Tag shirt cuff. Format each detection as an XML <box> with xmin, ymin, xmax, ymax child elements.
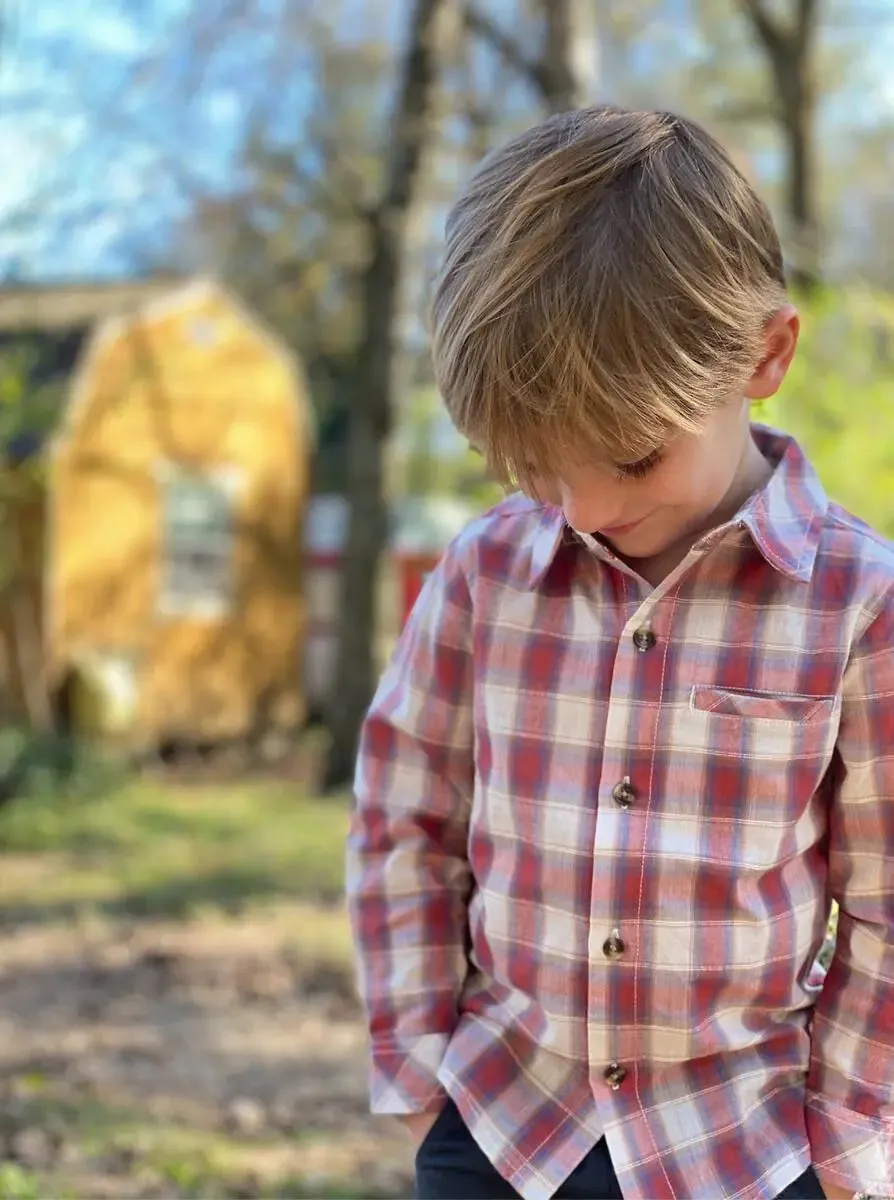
<box><xmin>806</xmin><ymin>1091</ymin><xmax>894</xmax><ymax>1195</ymax></box>
<box><xmin>370</xmin><ymin>1033</ymin><xmax>451</xmax><ymax>1114</ymax></box>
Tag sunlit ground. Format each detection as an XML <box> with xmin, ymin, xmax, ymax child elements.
<box><xmin>0</xmin><ymin>762</ymin><xmax>411</xmax><ymax>1199</ymax></box>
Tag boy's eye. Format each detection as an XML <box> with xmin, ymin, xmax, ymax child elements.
<box><xmin>614</xmin><ymin>448</ymin><xmax>664</xmax><ymax>481</ymax></box>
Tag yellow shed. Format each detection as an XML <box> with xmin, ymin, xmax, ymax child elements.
<box><xmin>46</xmin><ymin>278</ymin><xmax>314</xmax><ymax>752</ymax></box>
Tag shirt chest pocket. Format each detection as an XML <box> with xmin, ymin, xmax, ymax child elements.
<box><xmin>681</xmin><ymin>684</ymin><xmax>841</xmax><ymax>814</ymax></box>
<box><xmin>653</xmin><ymin>684</ymin><xmax>842</xmax><ymax>871</ymax></box>
<box><xmin>690</xmin><ymin>684</ymin><xmax>838</xmax><ymax>726</ymax></box>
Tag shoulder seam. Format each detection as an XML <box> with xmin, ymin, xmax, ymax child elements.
<box><xmin>824</xmin><ymin>507</ymin><xmax>894</xmax><ymax>557</ymax></box>
<box><xmin>823</xmin><ymin>509</ymin><xmax>894</xmax><ymax>637</ymax></box>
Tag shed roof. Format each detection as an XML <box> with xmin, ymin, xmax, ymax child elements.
<box><xmin>0</xmin><ymin>276</ymin><xmax>187</xmax><ymax>333</ymax></box>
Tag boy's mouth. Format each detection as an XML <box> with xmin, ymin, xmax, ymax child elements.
<box><xmin>598</xmin><ymin>512</ymin><xmax>652</xmax><ymax>537</ymax></box>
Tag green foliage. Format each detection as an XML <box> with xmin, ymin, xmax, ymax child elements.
<box><xmin>0</xmin><ymin>344</ymin><xmax>59</xmax><ymax>447</ymax></box>
<box><xmin>0</xmin><ymin>344</ymin><xmax>60</xmax><ymax>524</ymax></box>
<box><xmin>771</xmin><ymin>287</ymin><xmax>894</xmax><ymax>535</ymax></box>
<box><xmin>0</xmin><ymin>1165</ymin><xmax>43</xmax><ymax>1200</ymax></box>
<box><xmin>0</xmin><ymin>344</ymin><xmax>59</xmax><ymax>603</ymax></box>
<box><xmin>390</xmin><ymin>386</ymin><xmax>502</xmax><ymax>510</ymax></box>
<box><xmin>0</xmin><ymin>772</ymin><xmax>351</xmax><ymax>922</ymax></box>
<box><xmin>0</xmin><ymin>727</ymin><xmax>123</xmax><ymax>815</ymax></box>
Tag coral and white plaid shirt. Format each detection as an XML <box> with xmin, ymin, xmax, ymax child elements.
<box><xmin>347</xmin><ymin>425</ymin><xmax>894</xmax><ymax>1200</ymax></box>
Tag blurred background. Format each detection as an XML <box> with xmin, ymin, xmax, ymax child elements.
<box><xmin>0</xmin><ymin>0</ymin><xmax>890</xmax><ymax>1196</ymax></box>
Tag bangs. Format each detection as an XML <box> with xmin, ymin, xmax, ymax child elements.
<box><xmin>435</xmin><ymin>203</ymin><xmax>763</xmax><ymax>498</ymax></box>
<box><xmin>477</xmin><ymin>405</ymin><xmax>675</xmax><ymax>496</ymax></box>
<box><xmin>448</xmin><ymin>302</ymin><xmax>718</xmax><ymax>496</ymax></box>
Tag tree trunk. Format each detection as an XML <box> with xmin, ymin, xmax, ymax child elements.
<box><xmin>739</xmin><ymin>0</ymin><xmax>820</xmax><ymax>290</ymax></box>
<box><xmin>323</xmin><ymin>0</ymin><xmax>452</xmax><ymax>790</ymax></box>
<box><xmin>779</xmin><ymin>49</ymin><xmax>817</xmax><ymax>290</ymax></box>
<box><xmin>465</xmin><ymin>0</ymin><xmax>599</xmax><ymax>113</ymax></box>
<box><xmin>541</xmin><ymin>0</ymin><xmax>600</xmax><ymax>111</ymax></box>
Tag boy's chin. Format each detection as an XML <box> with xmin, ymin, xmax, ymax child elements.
<box><xmin>599</xmin><ymin>522</ymin><xmax>660</xmax><ymax>554</ymax></box>
<box><xmin>600</xmin><ymin>522</ymin><xmax>681</xmax><ymax>561</ymax></box>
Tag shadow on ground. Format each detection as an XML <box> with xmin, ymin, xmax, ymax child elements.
<box><xmin>0</xmin><ymin>865</ymin><xmax>344</xmax><ymax>929</ymax></box>
<box><xmin>0</xmin><ymin>912</ymin><xmax>411</xmax><ymax>1199</ymax></box>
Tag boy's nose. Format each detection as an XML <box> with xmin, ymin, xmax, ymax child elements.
<box><xmin>560</xmin><ymin>484</ymin><xmax>621</xmax><ymax>535</ymax></box>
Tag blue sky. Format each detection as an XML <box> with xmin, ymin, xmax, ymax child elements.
<box><xmin>0</xmin><ymin>0</ymin><xmax>243</xmax><ymax>276</ymax></box>
<box><xmin>2</xmin><ymin>0</ymin><xmax>893</xmax><ymax>281</ymax></box>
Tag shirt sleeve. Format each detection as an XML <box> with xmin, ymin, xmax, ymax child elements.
<box><xmin>805</xmin><ymin>595</ymin><xmax>894</xmax><ymax>1196</ymax></box>
<box><xmin>346</xmin><ymin>545</ymin><xmax>474</xmax><ymax>1115</ymax></box>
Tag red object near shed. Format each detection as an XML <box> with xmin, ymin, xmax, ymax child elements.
<box><xmin>302</xmin><ymin>494</ymin><xmax>477</xmax><ymax>713</ymax></box>
<box><xmin>390</xmin><ymin>496</ymin><xmax>477</xmax><ymax>626</ymax></box>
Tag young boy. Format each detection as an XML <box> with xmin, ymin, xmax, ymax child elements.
<box><xmin>346</xmin><ymin>106</ymin><xmax>894</xmax><ymax>1200</ymax></box>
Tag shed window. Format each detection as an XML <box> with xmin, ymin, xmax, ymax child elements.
<box><xmin>158</xmin><ymin>466</ymin><xmax>237</xmax><ymax>617</ymax></box>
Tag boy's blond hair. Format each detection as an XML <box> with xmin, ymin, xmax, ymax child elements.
<box><xmin>430</xmin><ymin>105</ymin><xmax>787</xmax><ymax>489</ymax></box>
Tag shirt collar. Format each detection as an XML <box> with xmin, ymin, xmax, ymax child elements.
<box><xmin>736</xmin><ymin>424</ymin><xmax>827</xmax><ymax>583</ymax></box>
<box><xmin>527</xmin><ymin>423</ymin><xmax>828</xmax><ymax>589</ymax></box>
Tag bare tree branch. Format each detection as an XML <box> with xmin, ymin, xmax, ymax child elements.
<box><xmin>797</xmin><ymin>0</ymin><xmax>820</xmax><ymax>33</ymax></box>
<box><xmin>739</xmin><ymin>0</ymin><xmax>785</xmax><ymax>56</ymax></box>
<box><xmin>316</xmin><ymin>129</ymin><xmax>376</xmax><ymax>217</ymax></box>
<box><xmin>738</xmin><ymin>0</ymin><xmax>821</xmax><ymax>289</ymax></box>
<box><xmin>714</xmin><ymin>96</ymin><xmax>783</xmax><ymax>124</ymax></box>
<box><xmin>465</xmin><ymin>0</ymin><xmax>597</xmax><ymax>113</ymax></box>
<box><xmin>462</xmin><ymin>4</ymin><xmax>551</xmax><ymax>95</ymax></box>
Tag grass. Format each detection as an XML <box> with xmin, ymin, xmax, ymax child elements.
<box><xmin>3</xmin><ymin>1081</ymin><xmax>401</xmax><ymax>1199</ymax></box>
<box><xmin>0</xmin><ymin>770</ymin><xmax>351</xmax><ymax>925</ymax></box>
<box><xmin>0</xmin><ymin>1165</ymin><xmax>50</xmax><ymax>1200</ymax></box>
<box><xmin>0</xmin><ymin>768</ymin><xmax>396</xmax><ymax>1199</ymax></box>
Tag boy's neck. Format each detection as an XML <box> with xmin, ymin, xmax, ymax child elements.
<box><xmin>621</xmin><ymin>435</ymin><xmax>774</xmax><ymax>588</ymax></box>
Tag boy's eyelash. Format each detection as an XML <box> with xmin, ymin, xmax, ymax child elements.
<box><xmin>614</xmin><ymin>449</ymin><xmax>664</xmax><ymax>480</ymax></box>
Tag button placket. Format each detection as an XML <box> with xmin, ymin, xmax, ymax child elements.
<box><xmin>597</xmin><ymin>607</ymin><xmax>655</xmax><ymax>1097</ymax></box>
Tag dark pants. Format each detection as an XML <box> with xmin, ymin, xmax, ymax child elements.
<box><xmin>415</xmin><ymin>1100</ymin><xmax>826</xmax><ymax>1199</ymax></box>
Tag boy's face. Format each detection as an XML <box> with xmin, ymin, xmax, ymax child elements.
<box><xmin>532</xmin><ymin>397</ymin><xmax>758</xmax><ymax>557</ymax></box>
<box><xmin>523</xmin><ymin>307</ymin><xmax>799</xmax><ymax>561</ymax></box>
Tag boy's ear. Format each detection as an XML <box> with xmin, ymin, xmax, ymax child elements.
<box><xmin>744</xmin><ymin>305</ymin><xmax>799</xmax><ymax>401</ymax></box>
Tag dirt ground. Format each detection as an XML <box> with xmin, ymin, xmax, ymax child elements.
<box><xmin>0</xmin><ymin>906</ymin><xmax>414</xmax><ymax>1198</ymax></box>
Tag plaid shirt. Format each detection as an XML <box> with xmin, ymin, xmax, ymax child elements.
<box><xmin>347</xmin><ymin>425</ymin><xmax>894</xmax><ymax>1200</ymax></box>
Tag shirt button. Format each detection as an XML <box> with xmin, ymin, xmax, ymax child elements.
<box><xmin>603</xmin><ymin>932</ymin><xmax>626</xmax><ymax>959</ymax></box>
<box><xmin>632</xmin><ymin>627</ymin><xmax>656</xmax><ymax>652</ymax></box>
<box><xmin>604</xmin><ymin>1062</ymin><xmax>628</xmax><ymax>1089</ymax></box>
<box><xmin>611</xmin><ymin>778</ymin><xmax>636</xmax><ymax>808</ymax></box>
